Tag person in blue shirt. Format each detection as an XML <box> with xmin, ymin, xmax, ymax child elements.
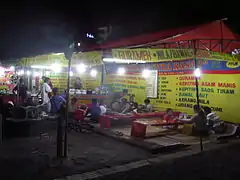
<box><xmin>60</xmin><ymin>89</ymin><xmax>67</xmax><ymax>100</ymax></box>
<box><xmin>90</xmin><ymin>99</ymin><xmax>101</xmax><ymax>122</ymax></box>
<box><xmin>50</xmin><ymin>88</ymin><xmax>66</xmax><ymax>114</ymax></box>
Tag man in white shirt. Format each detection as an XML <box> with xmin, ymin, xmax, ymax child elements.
<box><xmin>144</xmin><ymin>99</ymin><xmax>153</xmax><ymax>112</ymax></box>
<box><xmin>42</xmin><ymin>77</ymin><xmax>52</xmax><ymax>113</ymax></box>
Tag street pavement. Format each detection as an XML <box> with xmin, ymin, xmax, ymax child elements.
<box><xmin>0</xmin><ymin>130</ymin><xmax>150</xmax><ymax>180</ymax></box>
<box><xmin>1</xmin><ymin>123</ymin><xmax>240</xmax><ymax>180</ymax></box>
<box><xmin>96</xmin><ymin>141</ymin><xmax>240</xmax><ymax>180</ymax></box>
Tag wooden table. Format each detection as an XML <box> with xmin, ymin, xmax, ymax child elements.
<box><xmin>99</xmin><ymin>114</ymin><xmax>133</xmax><ymax>129</ymax></box>
<box><xmin>99</xmin><ymin>112</ymin><xmax>167</xmax><ymax>129</ymax></box>
<box><xmin>131</xmin><ymin>118</ymin><xmax>184</xmax><ymax>138</ymax></box>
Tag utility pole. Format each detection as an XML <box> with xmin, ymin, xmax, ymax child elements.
<box><xmin>63</xmin><ymin>42</ymin><xmax>75</xmax><ymax>157</ymax></box>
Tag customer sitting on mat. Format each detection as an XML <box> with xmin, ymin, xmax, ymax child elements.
<box><xmin>120</xmin><ymin>98</ymin><xmax>131</xmax><ymax>114</ymax></box>
<box><xmin>111</xmin><ymin>100</ymin><xmax>122</xmax><ymax>113</ymax></box>
<box><xmin>163</xmin><ymin>108</ymin><xmax>178</xmax><ymax>123</ymax></box>
<box><xmin>143</xmin><ymin>98</ymin><xmax>153</xmax><ymax>112</ymax></box>
<box><xmin>132</xmin><ymin>102</ymin><xmax>139</xmax><ymax>114</ymax></box>
<box><xmin>99</xmin><ymin>100</ymin><xmax>107</xmax><ymax>115</ymax></box>
<box><xmin>190</xmin><ymin>105</ymin><xmax>208</xmax><ymax>136</ymax></box>
<box><xmin>90</xmin><ymin>99</ymin><xmax>101</xmax><ymax>122</ymax></box>
<box><xmin>69</xmin><ymin>96</ymin><xmax>78</xmax><ymax>116</ymax></box>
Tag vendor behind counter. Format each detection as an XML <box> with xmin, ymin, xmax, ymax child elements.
<box><xmin>111</xmin><ymin>89</ymin><xmax>129</xmax><ymax>103</ymax></box>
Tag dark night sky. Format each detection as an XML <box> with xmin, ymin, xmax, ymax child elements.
<box><xmin>0</xmin><ymin>1</ymin><xmax>238</xmax><ymax>60</ymax></box>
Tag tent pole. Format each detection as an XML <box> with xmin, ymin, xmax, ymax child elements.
<box><xmin>193</xmin><ymin>40</ymin><xmax>203</xmax><ymax>152</ymax></box>
<box><xmin>101</xmin><ymin>63</ymin><xmax>105</xmax><ymax>86</ymax></box>
<box><xmin>64</xmin><ymin>57</ymin><xmax>72</xmax><ymax>157</ymax></box>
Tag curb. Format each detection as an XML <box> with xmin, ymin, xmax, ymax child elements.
<box><xmin>54</xmin><ymin>139</ymin><xmax>240</xmax><ymax>180</ymax></box>
<box><xmin>91</xmin><ymin>126</ymin><xmax>188</xmax><ymax>154</ymax></box>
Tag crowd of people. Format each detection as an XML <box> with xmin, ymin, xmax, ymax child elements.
<box><xmin>12</xmin><ymin>76</ymin><xmax>66</xmax><ymax>115</ymax></box>
<box><xmin>11</xmin><ymin>78</ymin><xmax>224</xmax><ymax>136</ymax></box>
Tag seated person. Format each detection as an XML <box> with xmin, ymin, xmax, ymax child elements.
<box><xmin>99</xmin><ymin>100</ymin><xmax>107</xmax><ymax>115</ymax></box>
<box><xmin>163</xmin><ymin>108</ymin><xmax>178</xmax><ymax>123</ymax></box>
<box><xmin>69</xmin><ymin>96</ymin><xmax>78</xmax><ymax>114</ymax></box>
<box><xmin>190</xmin><ymin>105</ymin><xmax>208</xmax><ymax>136</ymax></box>
<box><xmin>143</xmin><ymin>98</ymin><xmax>153</xmax><ymax>112</ymax></box>
<box><xmin>89</xmin><ymin>99</ymin><xmax>101</xmax><ymax>122</ymax></box>
<box><xmin>50</xmin><ymin>88</ymin><xmax>66</xmax><ymax>114</ymax></box>
<box><xmin>132</xmin><ymin>102</ymin><xmax>139</xmax><ymax>114</ymax></box>
<box><xmin>111</xmin><ymin>100</ymin><xmax>122</xmax><ymax>113</ymax></box>
<box><xmin>120</xmin><ymin>98</ymin><xmax>131</xmax><ymax>114</ymax></box>
<box><xmin>129</xmin><ymin>94</ymin><xmax>135</xmax><ymax>104</ymax></box>
<box><xmin>203</xmin><ymin>106</ymin><xmax>224</xmax><ymax>133</ymax></box>
<box><xmin>109</xmin><ymin>89</ymin><xmax>129</xmax><ymax>106</ymax></box>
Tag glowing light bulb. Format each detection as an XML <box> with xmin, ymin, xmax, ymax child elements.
<box><xmin>77</xmin><ymin>64</ymin><xmax>86</xmax><ymax>74</ymax></box>
<box><xmin>117</xmin><ymin>67</ymin><xmax>125</xmax><ymax>75</ymax></box>
<box><xmin>90</xmin><ymin>69</ymin><xmax>97</xmax><ymax>77</ymax></box>
<box><xmin>51</xmin><ymin>63</ymin><xmax>62</xmax><ymax>73</ymax></box>
<box><xmin>26</xmin><ymin>70</ymin><xmax>31</xmax><ymax>76</ymax></box>
<box><xmin>194</xmin><ymin>68</ymin><xmax>201</xmax><ymax>78</ymax></box>
<box><xmin>142</xmin><ymin>69</ymin><xmax>150</xmax><ymax>78</ymax></box>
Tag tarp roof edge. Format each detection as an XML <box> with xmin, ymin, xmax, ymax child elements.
<box><xmin>86</xmin><ymin>20</ymin><xmax>240</xmax><ymax>51</ymax></box>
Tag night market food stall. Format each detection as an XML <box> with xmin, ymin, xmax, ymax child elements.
<box><xmin>0</xmin><ymin>66</ymin><xmax>16</xmax><ymax>94</ymax></box>
<box><xmin>99</xmin><ymin>48</ymin><xmax>240</xmax><ymax>138</ymax></box>
<box><xmin>103</xmin><ymin>48</ymin><xmax>240</xmax><ymax>122</ymax></box>
<box><xmin>12</xmin><ymin>47</ymin><xmax>240</xmax><ymax>139</ymax></box>
<box><xmin>16</xmin><ymin>51</ymin><xmax>107</xmax><ymax>106</ymax></box>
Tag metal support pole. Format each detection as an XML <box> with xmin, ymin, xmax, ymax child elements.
<box><xmin>0</xmin><ymin>114</ymin><xmax>2</xmax><ymax>146</ymax></box>
<box><xmin>64</xmin><ymin>57</ymin><xmax>72</xmax><ymax>157</ymax></box>
<box><xmin>101</xmin><ymin>63</ymin><xmax>105</xmax><ymax>86</ymax></box>
<box><xmin>57</xmin><ymin>115</ymin><xmax>63</xmax><ymax>157</ymax></box>
<box><xmin>193</xmin><ymin>40</ymin><xmax>203</xmax><ymax>152</ymax></box>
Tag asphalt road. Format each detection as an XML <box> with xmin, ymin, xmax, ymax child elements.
<box><xmin>0</xmin><ymin>130</ymin><xmax>150</xmax><ymax>180</ymax></box>
<box><xmin>98</xmin><ymin>141</ymin><xmax>240</xmax><ymax>180</ymax></box>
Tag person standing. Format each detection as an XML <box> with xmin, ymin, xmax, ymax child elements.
<box><xmin>12</xmin><ymin>78</ymin><xmax>27</xmax><ymax>105</ymax></box>
<box><xmin>74</xmin><ymin>77</ymin><xmax>82</xmax><ymax>89</ymax></box>
<box><xmin>50</xmin><ymin>88</ymin><xmax>66</xmax><ymax>114</ymax></box>
<box><xmin>42</xmin><ymin>77</ymin><xmax>52</xmax><ymax>113</ymax></box>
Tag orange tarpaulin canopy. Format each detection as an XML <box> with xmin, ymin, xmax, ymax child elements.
<box><xmin>87</xmin><ymin>20</ymin><xmax>240</xmax><ymax>53</ymax></box>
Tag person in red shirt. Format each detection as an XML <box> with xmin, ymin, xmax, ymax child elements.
<box><xmin>163</xmin><ymin>108</ymin><xmax>177</xmax><ymax>123</ymax></box>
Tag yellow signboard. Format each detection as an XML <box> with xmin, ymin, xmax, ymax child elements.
<box><xmin>49</xmin><ymin>72</ymin><xmax>102</xmax><ymax>93</ymax></box>
<box><xmin>71</xmin><ymin>51</ymin><xmax>103</xmax><ymax>65</ymax></box>
<box><xmin>105</xmin><ymin>59</ymin><xmax>240</xmax><ymax>123</ymax></box>
<box><xmin>196</xmin><ymin>50</ymin><xmax>239</xmax><ymax>61</ymax></box>
<box><xmin>112</xmin><ymin>48</ymin><xmax>194</xmax><ymax>62</ymax></box>
<box><xmin>112</xmin><ymin>48</ymin><xmax>240</xmax><ymax>62</ymax></box>
<box><xmin>17</xmin><ymin>48</ymin><xmax>240</xmax><ymax>67</ymax></box>
<box><xmin>17</xmin><ymin>51</ymin><xmax>103</xmax><ymax>67</ymax></box>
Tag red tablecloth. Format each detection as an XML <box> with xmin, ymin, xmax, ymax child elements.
<box><xmin>131</xmin><ymin>118</ymin><xmax>183</xmax><ymax>138</ymax></box>
<box><xmin>99</xmin><ymin>114</ymin><xmax>133</xmax><ymax>128</ymax></box>
<box><xmin>99</xmin><ymin>112</ymin><xmax>169</xmax><ymax>129</ymax></box>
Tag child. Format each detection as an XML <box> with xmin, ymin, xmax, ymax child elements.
<box><xmin>163</xmin><ymin>108</ymin><xmax>177</xmax><ymax>123</ymax></box>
